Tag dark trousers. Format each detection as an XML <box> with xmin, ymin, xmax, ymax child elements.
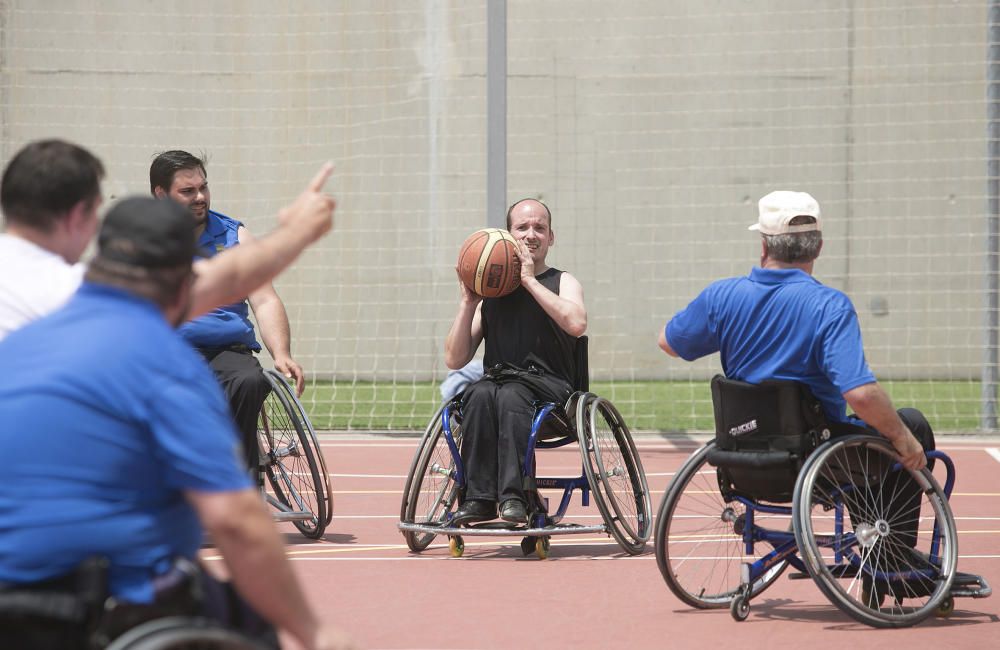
<box><xmin>836</xmin><ymin>407</ymin><xmax>936</xmax><ymax>549</ymax></box>
<box><xmin>459</xmin><ymin>368</ymin><xmax>571</xmax><ymax>504</ymax></box>
<box><xmin>200</xmin><ymin>348</ymin><xmax>272</xmax><ymax>475</ymax></box>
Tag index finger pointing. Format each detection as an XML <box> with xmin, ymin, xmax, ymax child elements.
<box><xmin>307</xmin><ymin>162</ymin><xmax>335</xmax><ymax>192</ymax></box>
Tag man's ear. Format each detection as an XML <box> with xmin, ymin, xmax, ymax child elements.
<box><xmin>65</xmin><ymin>199</ymin><xmax>94</xmax><ymax>233</ymax></box>
<box><xmin>153</xmin><ymin>187</ymin><xmax>167</xmax><ymax>199</ymax></box>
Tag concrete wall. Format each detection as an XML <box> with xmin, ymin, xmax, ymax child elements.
<box><xmin>0</xmin><ymin>0</ymin><xmax>989</xmax><ymax>383</ymax></box>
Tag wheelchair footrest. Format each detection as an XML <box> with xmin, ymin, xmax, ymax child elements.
<box><xmin>951</xmin><ymin>572</ymin><xmax>992</xmax><ymax>599</ymax></box>
<box><xmin>788</xmin><ymin>563</ymin><xmax>863</xmax><ymax>581</ymax></box>
<box><xmin>397</xmin><ymin>520</ymin><xmax>606</xmax><ymax>537</ymax></box>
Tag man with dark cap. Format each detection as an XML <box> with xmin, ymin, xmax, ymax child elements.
<box><xmin>0</xmin><ymin>198</ymin><xmax>354</xmax><ymax>650</ymax></box>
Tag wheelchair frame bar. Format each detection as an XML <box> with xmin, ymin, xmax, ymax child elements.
<box><xmin>397</xmin><ymin>521</ymin><xmax>607</xmax><ymax>537</ymax></box>
<box><xmin>435</xmin><ymin>399</ymin><xmax>596</xmax><ymax>529</ymax></box>
<box><xmin>263</xmin><ymin>493</ymin><xmax>315</xmax><ymax>522</ymax></box>
<box><xmin>523</xmin><ymin>403</ymin><xmax>558</xmax><ymax>476</ymax></box>
<box><xmin>441</xmin><ymin>402</ymin><xmax>465</xmax><ymax>489</ymax></box>
<box><xmin>733</xmin><ymin>448</ymin><xmax>957</xmax><ymax>589</ymax></box>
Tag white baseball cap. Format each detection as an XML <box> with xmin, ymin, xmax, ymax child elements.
<box><xmin>749</xmin><ymin>191</ymin><xmax>822</xmax><ymax>235</ymax></box>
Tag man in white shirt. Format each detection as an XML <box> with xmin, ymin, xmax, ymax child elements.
<box><xmin>0</xmin><ymin>139</ymin><xmax>336</xmax><ymax>341</ymax></box>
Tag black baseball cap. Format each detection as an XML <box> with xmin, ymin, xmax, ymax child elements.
<box><xmin>96</xmin><ymin>196</ymin><xmax>198</xmax><ymax>268</ymax></box>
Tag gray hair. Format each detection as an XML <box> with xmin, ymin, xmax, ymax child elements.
<box><xmin>762</xmin><ymin>231</ymin><xmax>822</xmax><ymax>264</ymax></box>
<box><xmin>761</xmin><ymin>214</ymin><xmax>822</xmax><ymax>263</ymax></box>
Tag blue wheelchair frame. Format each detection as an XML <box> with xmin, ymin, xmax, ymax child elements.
<box><xmin>439</xmin><ymin>398</ymin><xmax>595</xmax><ymax>531</ymax></box>
<box><xmin>734</xmin><ymin>450</ymin><xmax>956</xmax><ymax>591</ymax></box>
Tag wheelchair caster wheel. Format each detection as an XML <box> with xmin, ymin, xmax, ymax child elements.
<box><xmin>935</xmin><ymin>595</ymin><xmax>955</xmax><ymax>618</ymax></box>
<box><xmin>730</xmin><ymin>595</ymin><xmax>750</xmax><ymax>622</ymax></box>
<box><xmin>535</xmin><ymin>536</ymin><xmax>550</xmax><ymax>560</ymax></box>
<box><xmin>448</xmin><ymin>535</ymin><xmax>464</xmax><ymax>558</ymax></box>
<box><xmin>520</xmin><ymin>536</ymin><xmax>534</xmax><ymax>557</ymax></box>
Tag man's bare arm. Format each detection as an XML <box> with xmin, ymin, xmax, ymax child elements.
<box><xmin>186</xmin><ymin>488</ymin><xmax>356</xmax><ymax>650</ymax></box>
<box><xmin>187</xmin><ymin>163</ymin><xmax>335</xmax><ymax>320</ymax></box>
<box><xmin>444</xmin><ymin>272</ymin><xmax>484</xmax><ymax>369</ymax></box>
<box><xmin>844</xmin><ymin>382</ymin><xmax>926</xmax><ymax>470</ymax></box>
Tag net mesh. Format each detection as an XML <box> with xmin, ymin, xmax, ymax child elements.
<box><xmin>0</xmin><ymin>1</ymin><xmax>991</xmax><ymax>432</ymax></box>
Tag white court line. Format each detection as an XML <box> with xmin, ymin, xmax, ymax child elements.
<box><xmin>277</xmin><ymin>552</ymin><xmax>1000</xmax><ymax>562</ymax></box>
<box><xmin>987</xmin><ymin>448</ymin><xmax>1000</xmax><ymax>464</ymax></box>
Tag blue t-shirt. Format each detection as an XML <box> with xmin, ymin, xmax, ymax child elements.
<box><xmin>665</xmin><ymin>267</ymin><xmax>876</xmax><ymax>423</ymax></box>
<box><xmin>0</xmin><ymin>282</ymin><xmax>253</xmax><ymax>603</ymax></box>
<box><xmin>178</xmin><ymin>210</ymin><xmax>261</xmax><ymax>351</ymax></box>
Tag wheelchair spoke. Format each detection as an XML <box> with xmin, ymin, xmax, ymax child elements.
<box><xmin>582</xmin><ymin>397</ymin><xmax>650</xmax><ymax>553</ymax></box>
<box><xmin>258</xmin><ymin>371</ymin><xmax>328</xmax><ymax>539</ymax></box>
<box><xmin>400</xmin><ymin>405</ymin><xmax>462</xmax><ymax>552</ymax></box>
<box><xmin>656</xmin><ymin>443</ymin><xmax>790</xmax><ymax>609</ymax></box>
<box><xmin>794</xmin><ymin>435</ymin><xmax>957</xmax><ymax>628</ymax></box>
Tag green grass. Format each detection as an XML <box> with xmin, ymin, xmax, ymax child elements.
<box><xmin>297</xmin><ymin>380</ymin><xmax>991</xmax><ymax>433</ymax></box>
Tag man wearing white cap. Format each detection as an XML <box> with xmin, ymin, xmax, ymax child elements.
<box><xmin>658</xmin><ymin>190</ymin><xmax>930</xmax><ymax>470</ymax></box>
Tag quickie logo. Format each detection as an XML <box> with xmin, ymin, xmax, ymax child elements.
<box><xmin>729</xmin><ymin>419</ymin><xmax>758</xmax><ymax>437</ymax></box>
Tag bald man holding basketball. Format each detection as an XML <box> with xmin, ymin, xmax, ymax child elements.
<box><xmin>445</xmin><ymin>198</ymin><xmax>586</xmax><ymax>525</ymax></box>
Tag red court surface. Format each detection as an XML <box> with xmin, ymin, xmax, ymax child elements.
<box><xmin>203</xmin><ymin>436</ymin><xmax>1000</xmax><ymax>649</ymax></box>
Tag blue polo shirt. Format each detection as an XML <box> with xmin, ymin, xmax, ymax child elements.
<box><xmin>665</xmin><ymin>267</ymin><xmax>876</xmax><ymax>423</ymax></box>
<box><xmin>0</xmin><ymin>282</ymin><xmax>253</xmax><ymax>603</ymax></box>
<box><xmin>178</xmin><ymin>210</ymin><xmax>261</xmax><ymax>351</ymax></box>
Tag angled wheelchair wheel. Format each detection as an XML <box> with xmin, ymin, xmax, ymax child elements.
<box><xmin>793</xmin><ymin>435</ymin><xmax>957</xmax><ymax>628</ymax></box>
<box><xmin>577</xmin><ymin>394</ymin><xmax>652</xmax><ymax>555</ymax></box>
<box><xmin>400</xmin><ymin>402</ymin><xmax>462</xmax><ymax>552</ymax></box>
<box><xmin>268</xmin><ymin>370</ymin><xmax>333</xmax><ymax>527</ymax></box>
<box><xmin>655</xmin><ymin>442</ymin><xmax>789</xmax><ymax>608</ymax></box>
<box><xmin>258</xmin><ymin>370</ymin><xmax>329</xmax><ymax>539</ymax></box>
<box><xmin>105</xmin><ymin>616</ymin><xmax>270</xmax><ymax>650</ymax></box>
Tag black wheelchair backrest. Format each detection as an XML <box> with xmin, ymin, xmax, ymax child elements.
<box><xmin>711</xmin><ymin>374</ymin><xmax>828</xmax><ymax>455</ymax></box>
<box><xmin>708</xmin><ymin>375</ymin><xmax>832</xmax><ymax>502</ymax></box>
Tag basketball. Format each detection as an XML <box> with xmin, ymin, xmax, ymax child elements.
<box><xmin>457</xmin><ymin>228</ymin><xmax>522</xmax><ymax>298</ymax></box>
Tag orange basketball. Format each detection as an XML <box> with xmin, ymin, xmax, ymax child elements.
<box><xmin>457</xmin><ymin>228</ymin><xmax>522</xmax><ymax>298</ymax></box>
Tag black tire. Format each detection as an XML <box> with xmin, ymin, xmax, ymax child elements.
<box><xmin>654</xmin><ymin>443</ymin><xmax>788</xmax><ymax>608</ymax></box>
<box><xmin>105</xmin><ymin>616</ymin><xmax>269</xmax><ymax>650</ymax></box>
<box><xmin>258</xmin><ymin>371</ymin><xmax>329</xmax><ymax>539</ymax></box>
<box><xmin>266</xmin><ymin>370</ymin><xmax>333</xmax><ymax>526</ymax></box>
<box><xmin>793</xmin><ymin>435</ymin><xmax>957</xmax><ymax>628</ymax></box>
<box><xmin>577</xmin><ymin>394</ymin><xmax>651</xmax><ymax>555</ymax></box>
<box><xmin>399</xmin><ymin>403</ymin><xmax>462</xmax><ymax>552</ymax></box>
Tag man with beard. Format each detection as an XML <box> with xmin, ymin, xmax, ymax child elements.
<box><xmin>150</xmin><ymin>150</ymin><xmax>303</xmax><ymax>476</ymax></box>
<box><xmin>0</xmin><ymin>139</ymin><xmax>337</xmax><ymax>342</ymax></box>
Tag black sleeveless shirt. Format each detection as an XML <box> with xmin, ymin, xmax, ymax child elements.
<box><xmin>481</xmin><ymin>267</ymin><xmax>577</xmax><ymax>384</ymax></box>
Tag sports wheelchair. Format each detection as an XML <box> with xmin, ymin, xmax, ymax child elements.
<box><xmin>257</xmin><ymin>369</ymin><xmax>332</xmax><ymax>539</ymax></box>
<box><xmin>0</xmin><ymin>558</ymin><xmax>271</xmax><ymax>650</ymax></box>
<box><xmin>398</xmin><ymin>337</ymin><xmax>652</xmax><ymax>558</ymax></box>
<box><xmin>655</xmin><ymin>375</ymin><xmax>991</xmax><ymax>628</ymax></box>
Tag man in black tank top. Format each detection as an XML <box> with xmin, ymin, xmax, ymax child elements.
<box><xmin>444</xmin><ymin>199</ymin><xmax>587</xmax><ymax>525</ymax></box>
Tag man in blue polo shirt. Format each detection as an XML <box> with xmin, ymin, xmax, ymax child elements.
<box><xmin>150</xmin><ymin>150</ymin><xmax>305</xmax><ymax>477</ymax></box>
<box><xmin>659</xmin><ymin>190</ymin><xmax>929</xmax><ymax>469</ymax></box>
<box><xmin>0</xmin><ymin>198</ymin><xmax>353</xmax><ymax>650</ymax></box>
